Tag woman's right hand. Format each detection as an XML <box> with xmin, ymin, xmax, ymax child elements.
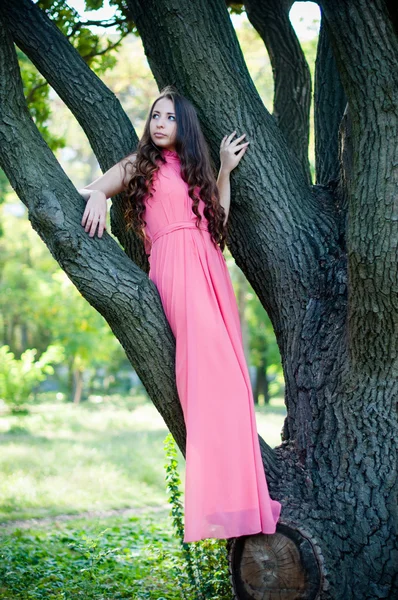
<box><xmin>80</xmin><ymin>189</ymin><xmax>108</xmax><ymax>238</ymax></box>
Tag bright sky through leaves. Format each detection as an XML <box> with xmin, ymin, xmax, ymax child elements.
<box><xmin>66</xmin><ymin>0</ymin><xmax>321</xmax><ymax>40</ymax></box>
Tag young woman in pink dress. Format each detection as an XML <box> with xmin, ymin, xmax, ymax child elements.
<box><xmin>78</xmin><ymin>86</ymin><xmax>282</xmax><ymax>543</ymax></box>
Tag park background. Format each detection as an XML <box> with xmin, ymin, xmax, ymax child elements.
<box><xmin>1</xmin><ymin>2</ymin><xmax>320</xmax><ymax>598</ymax></box>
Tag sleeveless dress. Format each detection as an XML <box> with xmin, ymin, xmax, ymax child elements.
<box><xmin>143</xmin><ymin>148</ymin><xmax>282</xmax><ymax>543</ymax></box>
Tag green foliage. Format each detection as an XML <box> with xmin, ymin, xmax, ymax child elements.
<box><xmin>163</xmin><ymin>433</ymin><xmax>232</xmax><ymax>600</ymax></box>
<box><xmin>0</xmin><ymin>344</ymin><xmax>64</xmax><ymax>411</ymax></box>
<box><xmin>18</xmin><ymin>0</ymin><xmax>134</xmax><ymax>149</ymax></box>
<box><xmin>0</xmin><ymin>199</ymin><xmax>126</xmax><ymax>400</ymax></box>
<box><xmin>0</xmin><ymin>397</ymin><xmax>285</xmax><ymax>596</ymax></box>
<box><xmin>0</xmin><ymin>396</ymin><xmax>173</xmax><ymax>521</ymax></box>
<box><xmin>0</xmin><ymin>513</ymin><xmax>191</xmax><ymax>599</ymax></box>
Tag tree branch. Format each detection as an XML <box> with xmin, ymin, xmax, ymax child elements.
<box><xmin>81</xmin><ymin>32</ymin><xmax>129</xmax><ymax>61</ymax></box>
<box><xmin>0</xmin><ymin>3</ymin><xmax>284</xmax><ymax>490</ymax></box>
<box><xmin>25</xmin><ymin>78</ymin><xmax>48</xmax><ymax>104</ymax></box>
<box><xmin>244</xmin><ymin>0</ymin><xmax>312</xmax><ymax>184</ymax></box>
<box><xmin>319</xmin><ymin>0</ymin><xmax>398</xmax><ymax>373</ymax></box>
<box><xmin>1</xmin><ymin>0</ymin><xmax>135</xmax><ymax>172</ymax></box>
<box><xmin>314</xmin><ymin>13</ymin><xmax>346</xmax><ymax>187</ymax></box>
<box><xmin>69</xmin><ymin>17</ymin><xmax>128</xmax><ymax>36</ymax></box>
<box><xmin>0</xmin><ymin>8</ymin><xmax>190</xmax><ymax>456</ymax></box>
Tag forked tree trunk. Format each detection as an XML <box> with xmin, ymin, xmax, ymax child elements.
<box><xmin>0</xmin><ymin>0</ymin><xmax>397</xmax><ymax>597</ymax></box>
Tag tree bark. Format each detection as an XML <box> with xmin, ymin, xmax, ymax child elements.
<box><xmin>244</xmin><ymin>0</ymin><xmax>312</xmax><ymax>184</ymax></box>
<box><xmin>314</xmin><ymin>12</ymin><xmax>346</xmax><ymax>186</ymax></box>
<box><xmin>318</xmin><ymin>0</ymin><xmax>398</xmax><ymax>369</ymax></box>
<box><xmin>125</xmin><ymin>0</ymin><xmax>398</xmax><ymax>597</ymax></box>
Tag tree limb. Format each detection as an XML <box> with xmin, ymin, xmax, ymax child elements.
<box><xmin>0</xmin><ymin>7</ymin><xmax>190</xmax><ymax>455</ymax></box>
<box><xmin>314</xmin><ymin>13</ymin><xmax>346</xmax><ymax>187</ymax></box>
<box><xmin>0</xmin><ymin>6</ymin><xmax>284</xmax><ymax>489</ymax></box>
<box><xmin>319</xmin><ymin>0</ymin><xmax>398</xmax><ymax>373</ymax></box>
<box><xmin>244</xmin><ymin>0</ymin><xmax>312</xmax><ymax>184</ymax></box>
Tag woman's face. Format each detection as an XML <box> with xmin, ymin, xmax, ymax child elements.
<box><xmin>149</xmin><ymin>97</ymin><xmax>177</xmax><ymax>151</ymax></box>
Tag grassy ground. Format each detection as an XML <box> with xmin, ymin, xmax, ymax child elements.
<box><xmin>0</xmin><ymin>393</ymin><xmax>286</xmax><ymax>598</ymax></box>
<box><xmin>0</xmin><ymin>510</ymin><xmax>183</xmax><ymax>599</ymax></box>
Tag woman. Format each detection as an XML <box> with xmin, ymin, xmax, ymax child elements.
<box><xmin>79</xmin><ymin>85</ymin><xmax>281</xmax><ymax>543</ymax></box>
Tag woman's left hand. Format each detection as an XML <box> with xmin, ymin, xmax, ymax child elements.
<box><xmin>220</xmin><ymin>130</ymin><xmax>250</xmax><ymax>173</ymax></box>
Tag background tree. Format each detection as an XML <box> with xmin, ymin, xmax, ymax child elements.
<box><xmin>0</xmin><ymin>1</ymin><xmax>397</xmax><ymax>599</ymax></box>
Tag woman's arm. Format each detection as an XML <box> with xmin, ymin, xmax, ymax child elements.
<box><xmin>78</xmin><ymin>152</ymin><xmax>137</xmax><ymax>201</ymax></box>
<box><xmin>217</xmin><ymin>168</ymin><xmax>231</xmax><ymax>226</ymax></box>
<box><xmin>79</xmin><ymin>152</ymin><xmax>137</xmax><ymax>238</ymax></box>
<box><xmin>218</xmin><ymin>131</ymin><xmax>249</xmax><ymax>226</ymax></box>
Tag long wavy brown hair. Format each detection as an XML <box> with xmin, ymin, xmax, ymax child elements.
<box><xmin>121</xmin><ymin>85</ymin><xmax>228</xmax><ymax>254</ymax></box>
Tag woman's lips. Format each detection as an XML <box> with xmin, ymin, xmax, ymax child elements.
<box><xmin>154</xmin><ymin>133</ymin><xmax>166</xmax><ymax>138</ymax></box>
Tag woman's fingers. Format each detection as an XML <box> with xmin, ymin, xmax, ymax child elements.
<box><xmin>221</xmin><ymin>131</ymin><xmax>248</xmax><ymax>148</ymax></box>
<box><xmin>82</xmin><ymin>209</ymin><xmax>105</xmax><ymax>238</ymax></box>
<box><xmin>229</xmin><ymin>133</ymin><xmax>247</xmax><ymax>147</ymax></box>
<box><xmin>81</xmin><ymin>205</ymin><xmax>89</xmax><ymax>226</ymax></box>
<box><xmin>97</xmin><ymin>218</ymin><xmax>106</xmax><ymax>238</ymax></box>
<box><xmin>226</xmin><ymin>130</ymin><xmax>237</xmax><ymax>144</ymax></box>
<box><xmin>81</xmin><ymin>196</ymin><xmax>107</xmax><ymax>238</ymax></box>
<box><xmin>233</xmin><ymin>141</ymin><xmax>250</xmax><ymax>152</ymax></box>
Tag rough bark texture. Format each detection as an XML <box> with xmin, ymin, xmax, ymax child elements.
<box><xmin>244</xmin><ymin>0</ymin><xmax>312</xmax><ymax>184</ymax></box>
<box><xmin>1</xmin><ymin>0</ymin><xmax>397</xmax><ymax>597</ymax></box>
<box><xmin>314</xmin><ymin>12</ymin><xmax>346</xmax><ymax>186</ymax></box>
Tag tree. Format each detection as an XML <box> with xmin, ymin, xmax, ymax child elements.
<box><xmin>0</xmin><ymin>0</ymin><xmax>397</xmax><ymax>598</ymax></box>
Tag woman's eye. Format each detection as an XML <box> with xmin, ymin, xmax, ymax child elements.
<box><xmin>152</xmin><ymin>114</ymin><xmax>175</xmax><ymax>120</ymax></box>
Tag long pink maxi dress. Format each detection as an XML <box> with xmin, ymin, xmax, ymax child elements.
<box><xmin>143</xmin><ymin>148</ymin><xmax>282</xmax><ymax>543</ymax></box>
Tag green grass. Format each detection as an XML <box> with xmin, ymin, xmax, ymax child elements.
<box><xmin>255</xmin><ymin>397</ymin><xmax>286</xmax><ymax>448</ymax></box>
<box><xmin>0</xmin><ymin>393</ymin><xmax>286</xmax><ymax>599</ymax></box>
<box><xmin>0</xmin><ymin>394</ymin><xmax>285</xmax><ymax>522</ymax></box>
<box><xmin>0</xmin><ymin>395</ymin><xmax>180</xmax><ymax>522</ymax></box>
<box><xmin>0</xmin><ymin>510</ymin><xmax>188</xmax><ymax>599</ymax></box>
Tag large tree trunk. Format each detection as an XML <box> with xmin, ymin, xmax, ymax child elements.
<box><xmin>0</xmin><ymin>0</ymin><xmax>397</xmax><ymax>597</ymax></box>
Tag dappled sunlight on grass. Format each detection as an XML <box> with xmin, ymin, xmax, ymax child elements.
<box><xmin>0</xmin><ymin>393</ymin><xmax>285</xmax><ymax>522</ymax></box>
<box><xmin>0</xmin><ymin>396</ymin><xmax>178</xmax><ymax>521</ymax></box>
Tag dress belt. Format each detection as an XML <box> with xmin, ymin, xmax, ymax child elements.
<box><xmin>151</xmin><ymin>221</ymin><xmax>209</xmax><ymax>245</ymax></box>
